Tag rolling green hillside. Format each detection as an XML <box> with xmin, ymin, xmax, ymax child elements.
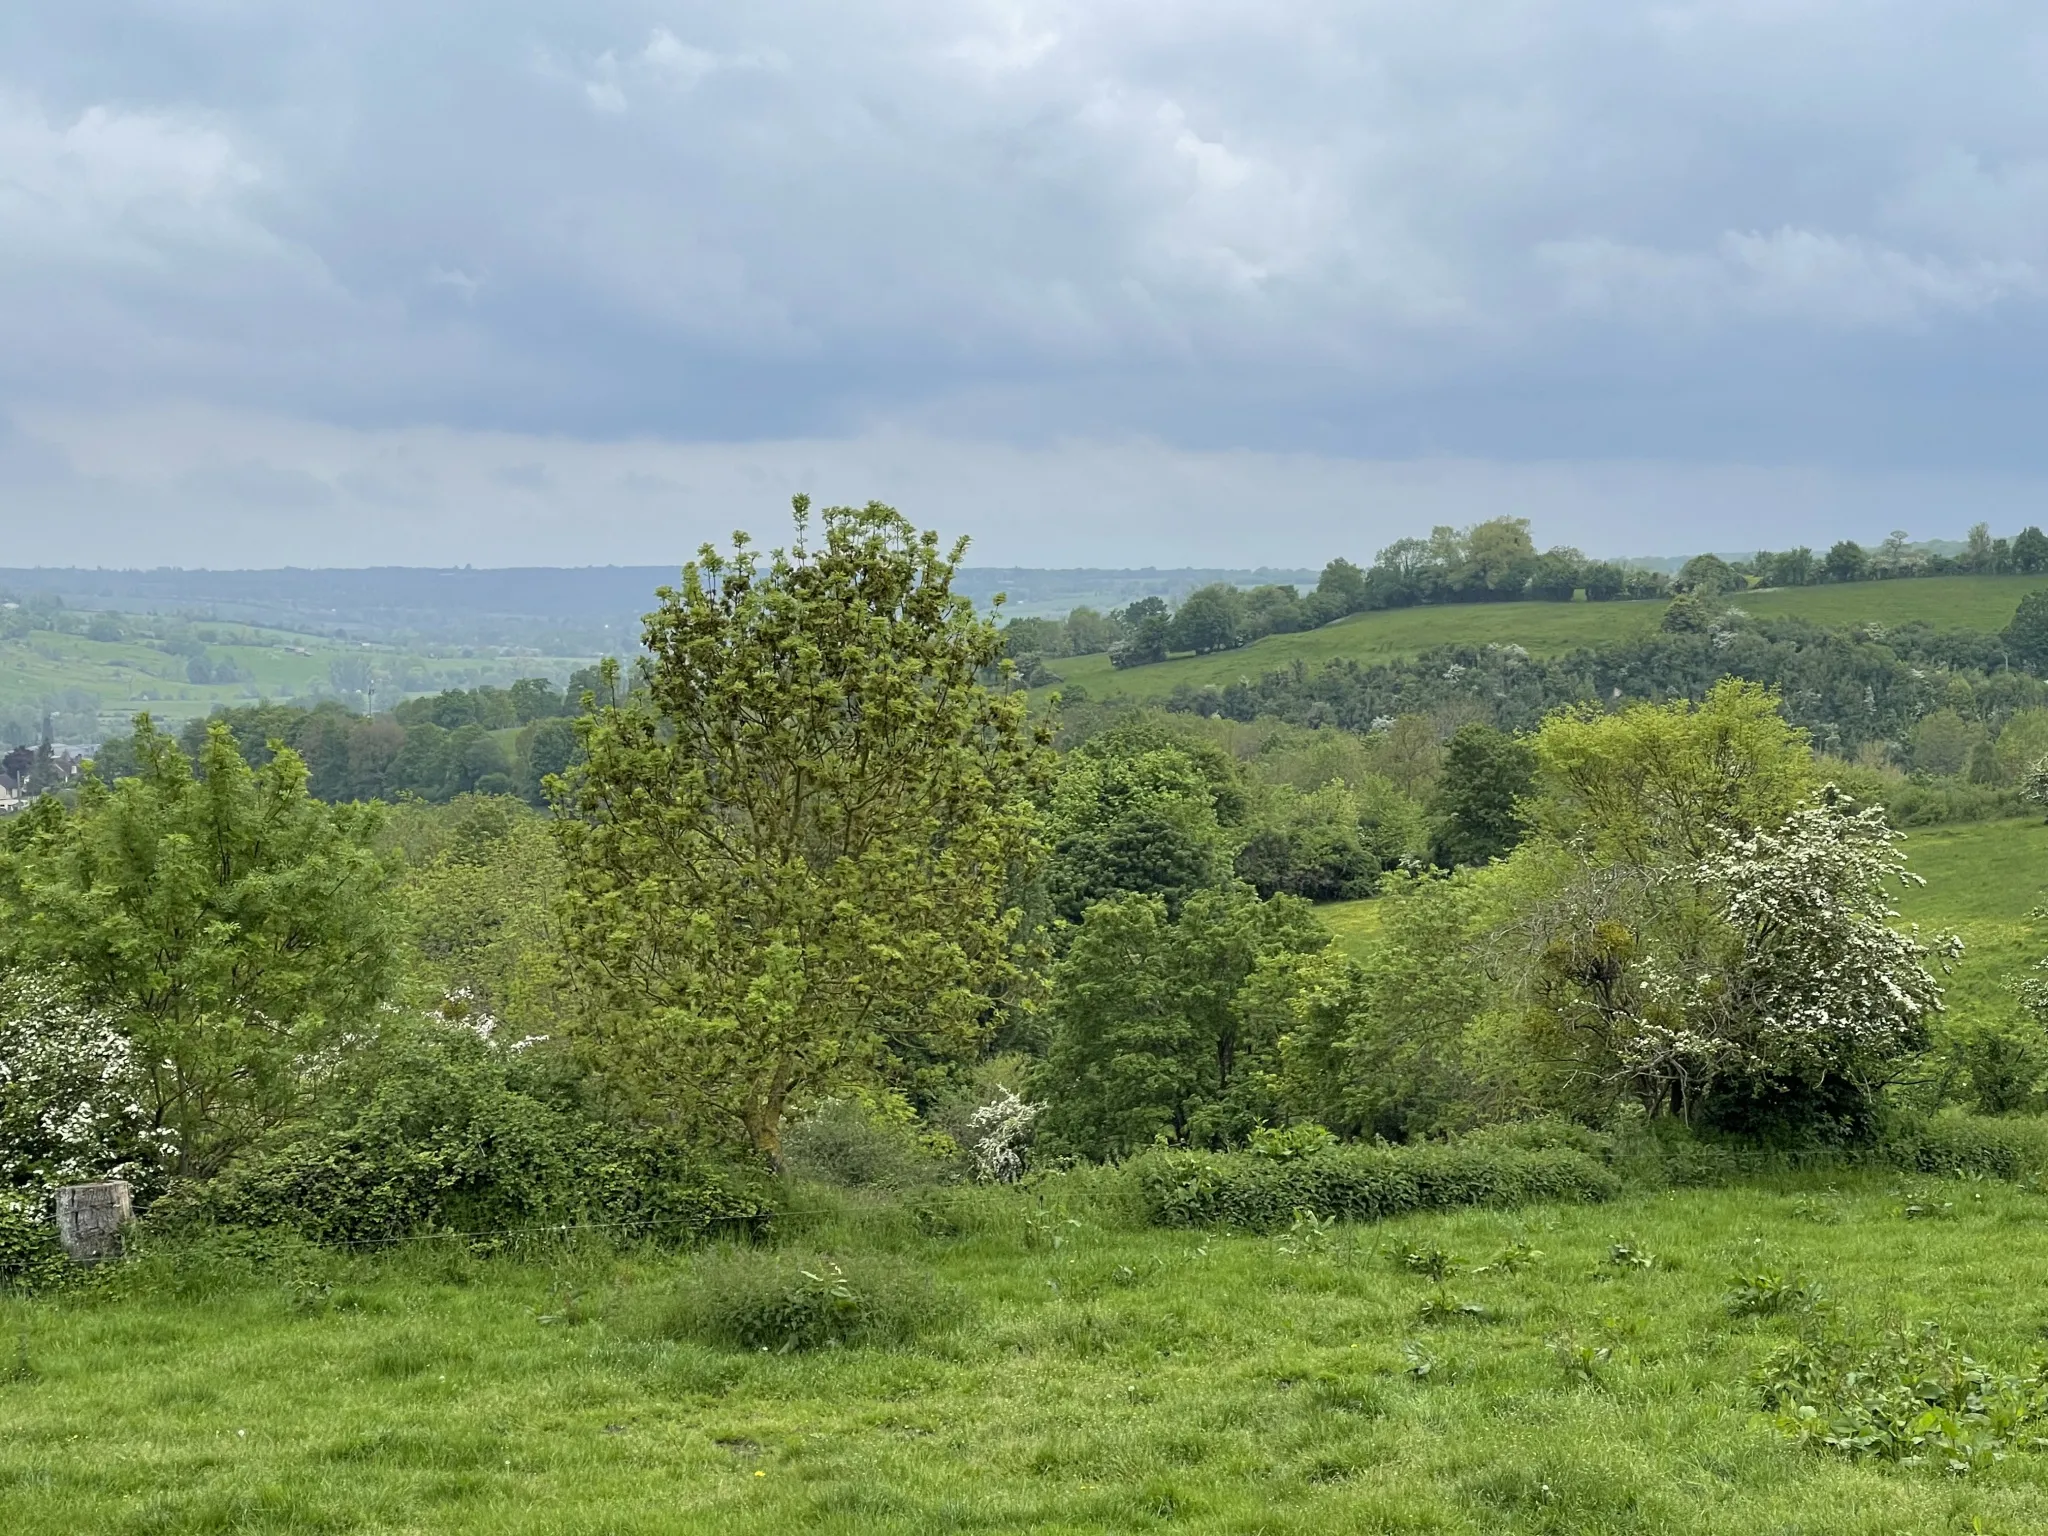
<box><xmin>0</xmin><ymin>617</ymin><xmax>596</xmax><ymax>746</ymax></box>
<box><xmin>1048</xmin><ymin>575</ymin><xmax>2048</xmax><ymax>702</ymax></box>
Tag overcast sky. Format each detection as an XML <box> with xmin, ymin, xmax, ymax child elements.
<box><xmin>5</xmin><ymin>2</ymin><xmax>2047</xmax><ymax>568</ymax></box>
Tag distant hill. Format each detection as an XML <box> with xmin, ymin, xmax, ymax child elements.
<box><xmin>1045</xmin><ymin>574</ymin><xmax>2048</xmax><ymax>702</ymax></box>
<box><xmin>0</xmin><ymin>564</ymin><xmax>1323</xmax><ymax>638</ymax></box>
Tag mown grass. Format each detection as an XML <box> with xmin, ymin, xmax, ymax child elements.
<box><xmin>1049</xmin><ymin>575</ymin><xmax>2048</xmax><ymax>703</ymax></box>
<box><xmin>11</xmin><ymin>1170</ymin><xmax>2048</xmax><ymax>1533</ymax></box>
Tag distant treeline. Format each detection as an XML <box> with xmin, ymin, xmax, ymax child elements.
<box><xmin>1156</xmin><ymin>605</ymin><xmax>2048</xmax><ymax>799</ymax></box>
<box><xmin>1003</xmin><ymin>518</ymin><xmax>2048</xmax><ymax>671</ymax></box>
<box><xmin>89</xmin><ymin>672</ymin><xmax>610</xmax><ymax>807</ymax></box>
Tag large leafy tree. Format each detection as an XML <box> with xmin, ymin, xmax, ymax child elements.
<box><xmin>1037</xmin><ymin>884</ymin><xmax>1325</xmax><ymax>1157</ymax></box>
<box><xmin>1528</xmin><ymin>679</ymin><xmax>1814</xmax><ymax>866</ymax></box>
<box><xmin>2002</xmin><ymin>588</ymin><xmax>2048</xmax><ymax>673</ymax></box>
<box><xmin>0</xmin><ymin>720</ymin><xmax>397</xmax><ymax>1176</ymax></box>
<box><xmin>1167</xmin><ymin>584</ymin><xmax>1246</xmax><ymax>655</ymax></box>
<box><xmin>555</xmin><ymin>498</ymin><xmax>1052</xmax><ymax>1160</ymax></box>
<box><xmin>1428</xmin><ymin>723</ymin><xmax>1535</xmax><ymax>869</ymax></box>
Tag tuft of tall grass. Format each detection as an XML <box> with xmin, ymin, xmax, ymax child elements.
<box><xmin>634</xmin><ymin>1245</ymin><xmax>963</xmax><ymax>1353</ymax></box>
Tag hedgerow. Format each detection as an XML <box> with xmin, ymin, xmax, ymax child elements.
<box><xmin>1127</xmin><ymin>1140</ymin><xmax>1620</xmax><ymax>1232</ymax></box>
<box><xmin>149</xmin><ymin>1024</ymin><xmax>773</xmax><ymax>1247</ymax></box>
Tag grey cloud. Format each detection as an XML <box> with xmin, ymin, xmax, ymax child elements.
<box><xmin>3</xmin><ymin>2</ymin><xmax>2048</xmax><ymax>560</ymax></box>
<box><xmin>14</xmin><ymin>403</ymin><xmax>2048</xmax><ymax>570</ymax></box>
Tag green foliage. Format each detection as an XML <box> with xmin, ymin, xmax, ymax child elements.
<box><xmin>2005</xmin><ymin>588</ymin><xmax>2048</xmax><ymax>673</ymax></box>
<box><xmin>0</xmin><ymin>1195</ymin><xmax>69</xmax><ymax>1290</ymax></box>
<box><xmin>1427</xmin><ymin>723</ymin><xmax>1534</xmax><ymax>868</ymax></box>
<box><xmin>1724</xmin><ymin>1266</ymin><xmax>1822</xmax><ymax>1317</ymax></box>
<box><xmin>1234</xmin><ymin>777</ymin><xmax>1409</xmax><ymax>900</ymax></box>
<box><xmin>556</xmin><ymin>499</ymin><xmax>1052</xmax><ymax>1159</ymax></box>
<box><xmin>1990</xmin><ymin>707</ymin><xmax>2048</xmax><ymax>786</ymax></box>
<box><xmin>780</xmin><ymin>1099</ymin><xmax>957</xmax><ymax>1191</ymax></box>
<box><xmin>1879</xmin><ymin>1111</ymin><xmax>2048</xmax><ymax>1180</ymax></box>
<box><xmin>396</xmin><ymin>796</ymin><xmax>567</xmax><ymax>1047</ymax></box>
<box><xmin>1944</xmin><ymin>1016</ymin><xmax>2048</xmax><ymax>1114</ymax></box>
<box><xmin>1245</xmin><ymin>1122</ymin><xmax>1336</xmax><ymax>1160</ymax></box>
<box><xmin>0</xmin><ymin>719</ymin><xmax>397</xmax><ymax>1177</ymax></box>
<box><xmin>1528</xmin><ymin>680</ymin><xmax>1814</xmax><ymax>865</ymax></box>
<box><xmin>1038</xmin><ymin>885</ymin><xmax>1327</xmax><ymax>1157</ymax></box>
<box><xmin>1275</xmin><ymin>873</ymin><xmax>1509</xmax><ymax>1141</ymax></box>
<box><xmin>152</xmin><ymin>1020</ymin><xmax>772</xmax><ymax>1246</ymax></box>
<box><xmin>1128</xmin><ymin>1140</ymin><xmax>1619</xmax><ymax>1231</ymax></box>
<box><xmin>1760</xmin><ymin>1323</ymin><xmax>2048</xmax><ymax>1473</ymax></box>
<box><xmin>1908</xmin><ymin>708</ymin><xmax>1985</xmax><ymax>777</ymax></box>
<box><xmin>643</xmin><ymin>1246</ymin><xmax>959</xmax><ymax>1352</ymax></box>
<box><xmin>1166</xmin><ymin>584</ymin><xmax>1246</xmax><ymax>655</ymax></box>
<box><xmin>1044</xmin><ymin>735</ymin><xmax>1233</xmax><ymax>921</ymax></box>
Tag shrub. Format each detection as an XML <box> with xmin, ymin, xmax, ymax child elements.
<box><xmin>645</xmin><ymin>1246</ymin><xmax>960</xmax><ymax>1352</ymax></box>
<box><xmin>965</xmin><ymin>1087</ymin><xmax>1044</xmax><ymax>1182</ymax></box>
<box><xmin>1759</xmin><ymin>1323</ymin><xmax>2048</xmax><ymax>1474</ymax></box>
<box><xmin>1247</xmin><ymin>1123</ymin><xmax>1337</xmax><ymax>1160</ymax></box>
<box><xmin>1460</xmin><ymin>1117</ymin><xmax>1618</xmax><ymax>1165</ymax></box>
<box><xmin>1127</xmin><ymin>1140</ymin><xmax>1619</xmax><ymax>1232</ymax></box>
<box><xmin>0</xmin><ymin>1194</ymin><xmax>68</xmax><ymax>1291</ymax></box>
<box><xmin>781</xmin><ymin>1099</ymin><xmax>955</xmax><ymax>1191</ymax></box>
<box><xmin>0</xmin><ymin>973</ymin><xmax>173</xmax><ymax>1196</ymax></box>
<box><xmin>1879</xmin><ymin>1112</ymin><xmax>2048</xmax><ymax>1180</ymax></box>
<box><xmin>151</xmin><ymin>1023</ymin><xmax>773</xmax><ymax>1246</ymax></box>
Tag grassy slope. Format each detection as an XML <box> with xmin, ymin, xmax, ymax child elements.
<box><xmin>1894</xmin><ymin>815</ymin><xmax>2048</xmax><ymax>1030</ymax></box>
<box><xmin>1049</xmin><ymin>574</ymin><xmax>2048</xmax><ymax>703</ymax></box>
<box><xmin>11</xmin><ymin>1171</ymin><xmax>2048</xmax><ymax>1532</ymax></box>
<box><xmin>0</xmin><ymin>621</ymin><xmax>595</xmax><ymax>738</ymax></box>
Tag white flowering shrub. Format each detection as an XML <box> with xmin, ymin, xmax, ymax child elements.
<box><xmin>0</xmin><ymin>974</ymin><xmax>171</xmax><ymax>1197</ymax></box>
<box><xmin>1703</xmin><ymin>792</ymin><xmax>1960</xmax><ymax>1091</ymax></box>
<box><xmin>967</xmin><ymin>1086</ymin><xmax>1044</xmax><ymax>1182</ymax></box>
<box><xmin>1521</xmin><ymin>791</ymin><xmax>1959</xmax><ymax>1127</ymax></box>
<box><xmin>2021</xmin><ymin>755</ymin><xmax>2048</xmax><ymax>819</ymax></box>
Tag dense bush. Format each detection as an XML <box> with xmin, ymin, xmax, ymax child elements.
<box><xmin>643</xmin><ymin>1245</ymin><xmax>960</xmax><ymax>1352</ymax></box>
<box><xmin>152</xmin><ymin>1024</ymin><xmax>773</xmax><ymax>1246</ymax></box>
<box><xmin>1128</xmin><ymin>1140</ymin><xmax>1619</xmax><ymax>1231</ymax></box>
<box><xmin>780</xmin><ymin>1100</ymin><xmax>959</xmax><ymax>1191</ymax></box>
<box><xmin>0</xmin><ymin>1194</ymin><xmax>69</xmax><ymax>1289</ymax></box>
<box><xmin>1877</xmin><ymin>1112</ymin><xmax>2048</xmax><ymax>1180</ymax></box>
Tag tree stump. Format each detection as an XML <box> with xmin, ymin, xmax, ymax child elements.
<box><xmin>54</xmin><ymin>1181</ymin><xmax>132</xmax><ymax>1264</ymax></box>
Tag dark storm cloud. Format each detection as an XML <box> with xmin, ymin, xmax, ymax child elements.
<box><xmin>3</xmin><ymin>2</ymin><xmax>2047</xmax><ymax>562</ymax></box>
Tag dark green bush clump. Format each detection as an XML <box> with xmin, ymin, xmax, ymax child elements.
<box><xmin>1879</xmin><ymin>1112</ymin><xmax>2048</xmax><ymax>1180</ymax></box>
<box><xmin>1128</xmin><ymin>1141</ymin><xmax>1620</xmax><ymax>1232</ymax></box>
<box><xmin>646</xmin><ymin>1246</ymin><xmax>960</xmax><ymax>1352</ymax></box>
<box><xmin>780</xmin><ymin>1100</ymin><xmax>957</xmax><ymax>1191</ymax></box>
<box><xmin>149</xmin><ymin>1027</ymin><xmax>773</xmax><ymax>1247</ymax></box>
<box><xmin>0</xmin><ymin>1198</ymin><xmax>69</xmax><ymax>1290</ymax></box>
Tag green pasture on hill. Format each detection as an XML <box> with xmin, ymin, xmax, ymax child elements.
<box><xmin>1047</xmin><ymin>575</ymin><xmax>2048</xmax><ymax>703</ymax></box>
<box><xmin>12</xmin><ymin>1169</ymin><xmax>2048</xmax><ymax>1533</ymax></box>
<box><xmin>0</xmin><ymin>622</ymin><xmax>596</xmax><ymax>740</ymax></box>
<box><xmin>1893</xmin><ymin>814</ymin><xmax>2048</xmax><ymax>1032</ymax></box>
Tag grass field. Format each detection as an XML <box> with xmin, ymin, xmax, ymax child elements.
<box><xmin>1048</xmin><ymin>576</ymin><xmax>2048</xmax><ymax>703</ymax></box>
<box><xmin>0</xmin><ymin>619</ymin><xmax>596</xmax><ymax>743</ymax></box>
<box><xmin>11</xmin><ymin>1168</ymin><xmax>2048</xmax><ymax>1533</ymax></box>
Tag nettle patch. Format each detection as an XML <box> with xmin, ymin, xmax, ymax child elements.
<box><xmin>1759</xmin><ymin>1323</ymin><xmax>2048</xmax><ymax>1474</ymax></box>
